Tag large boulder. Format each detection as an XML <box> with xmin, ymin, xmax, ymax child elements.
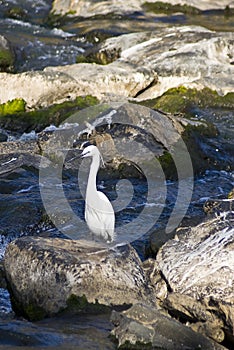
<box><xmin>157</xmin><ymin>212</ymin><xmax>234</xmax><ymax>301</ymax></box>
<box><xmin>111</xmin><ymin>303</ymin><xmax>226</xmax><ymax>350</ymax></box>
<box><xmin>51</xmin><ymin>0</ymin><xmax>234</xmax><ymax>16</ymax></box>
<box><xmin>0</xmin><ymin>101</ymin><xmax>226</xmax><ymax>187</ymax></box>
<box><xmin>145</xmin><ymin>0</ymin><xmax>234</xmax><ymax>11</ymax></box>
<box><xmin>156</xmin><ymin>209</ymin><xmax>234</xmax><ymax>343</ymax></box>
<box><xmin>1</xmin><ymin>26</ymin><xmax>233</xmax><ymax>108</ymax></box>
<box><xmin>3</xmin><ymin>237</ymin><xmax>160</xmax><ymax>320</ymax></box>
<box><xmin>0</xmin><ymin>63</ymin><xmax>155</xmax><ymax>108</ymax></box>
<box><xmin>87</xmin><ymin>26</ymin><xmax>234</xmax><ymax>99</ymax></box>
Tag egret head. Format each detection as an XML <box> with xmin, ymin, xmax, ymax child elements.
<box><xmin>81</xmin><ymin>144</ymin><xmax>105</xmax><ymax>167</ymax></box>
<box><xmin>81</xmin><ymin>145</ymin><xmax>100</xmax><ymax>158</ymax></box>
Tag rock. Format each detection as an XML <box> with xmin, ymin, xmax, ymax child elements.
<box><xmin>0</xmin><ymin>153</ymin><xmax>42</xmax><ymax>176</ymax></box>
<box><xmin>203</xmin><ymin>197</ymin><xmax>234</xmax><ymax>215</ymax></box>
<box><xmin>0</xmin><ymin>318</ymin><xmax>66</xmax><ymax>347</ymax></box>
<box><xmin>0</xmin><ymin>70</ymin><xmax>78</xmax><ymax>109</ymax></box>
<box><xmin>156</xmin><ymin>207</ymin><xmax>234</xmax><ymax>341</ymax></box>
<box><xmin>1</xmin><ymin>26</ymin><xmax>233</xmax><ymax>107</ymax></box>
<box><xmin>110</xmin><ymin>303</ymin><xmax>226</xmax><ymax>350</ymax></box>
<box><xmin>51</xmin><ymin>0</ymin><xmax>234</xmax><ymax>16</ymax></box>
<box><xmin>0</xmin><ymin>130</ymin><xmax>8</xmax><ymax>142</ymax></box>
<box><xmin>39</xmin><ymin>101</ymin><xmax>219</xmax><ymax>180</ymax></box>
<box><xmin>52</xmin><ymin>0</ymin><xmax>143</xmax><ymax>16</ymax></box>
<box><xmin>156</xmin><ymin>0</ymin><xmax>234</xmax><ymax>11</ymax></box>
<box><xmin>144</xmin><ymin>0</ymin><xmax>234</xmax><ymax>12</ymax></box>
<box><xmin>0</xmin><ymin>261</ymin><xmax>7</xmax><ymax>289</ymax></box>
<box><xmin>0</xmin><ymin>35</ymin><xmax>15</xmax><ymax>73</ymax></box>
<box><xmin>3</xmin><ymin>237</ymin><xmax>158</xmax><ymax>320</ymax></box>
<box><xmin>0</xmin><ymin>102</ymin><xmax>222</xmax><ymax>178</ymax></box>
<box><xmin>0</xmin><ymin>62</ymin><xmax>156</xmax><ymax>108</ymax></box>
<box><xmin>44</xmin><ymin>62</ymin><xmax>156</xmax><ymax>102</ymax></box>
<box><xmin>157</xmin><ymin>211</ymin><xmax>234</xmax><ymax>301</ymax></box>
<box><xmin>89</xmin><ymin>26</ymin><xmax>234</xmax><ymax>99</ymax></box>
<box><xmin>164</xmin><ymin>293</ymin><xmax>225</xmax><ymax>343</ymax></box>
<box><xmin>0</xmin><ymin>139</ymin><xmax>41</xmax><ymax>175</ymax></box>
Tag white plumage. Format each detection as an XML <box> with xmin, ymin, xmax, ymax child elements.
<box><xmin>81</xmin><ymin>145</ymin><xmax>115</xmax><ymax>242</ymax></box>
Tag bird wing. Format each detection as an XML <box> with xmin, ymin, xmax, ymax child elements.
<box><xmin>85</xmin><ymin>191</ymin><xmax>115</xmax><ymax>239</ymax></box>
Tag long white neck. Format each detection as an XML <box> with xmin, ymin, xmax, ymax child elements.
<box><xmin>86</xmin><ymin>153</ymin><xmax>100</xmax><ymax>199</ymax></box>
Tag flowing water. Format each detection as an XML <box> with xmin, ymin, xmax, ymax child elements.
<box><xmin>0</xmin><ymin>0</ymin><xmax>234</xmax><ymax>348</ymax></box>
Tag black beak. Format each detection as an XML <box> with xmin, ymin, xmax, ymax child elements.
<box><xmin>66</xmin><ymin>152</ymin><xmax>83</xmax><ymax>163</ymax></box>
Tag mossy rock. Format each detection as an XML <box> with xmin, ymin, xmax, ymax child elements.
<box><xmin>65</xmin><ymin>294</ymin><xmax>110</xmax><ymax>314</ymax></box>
<box><xmin>23</xmin><ymin>303</ymin><xmax>47</xmax><ymax>321</ymax></box>
<box><xmin>143</xmin><ymin>1</ymin><xmax>201</xmax><ymax>15</ymax></box>
<box><xmin>158</xmin><ymin>151</ymin><xmax>177</xmax><ymax>180</ymax></box>
<box><xmin>0</xmin><ymin>49</ymin><xmax>14</xmax><ymax>72</ymax></box>
<box><xmin>0</xmin><ymin>98</ymin><xmax>26</xmax><ymax>115</ymax></box>
<box><xmin>6</xmin><ymin>281</ymin><xmax>46</xmax><ymax>321</ymax></box>
<box><xmin>0</xmin><ymin>95</ymin><xmax>99</xmax><ymax>133</ymax></box>
<box><xmin>141</xmin><ymin>87</ymin><xmax>234</xmax><ymax>115</ymax></box>
<box><xmin>5</xmin><ymin>6</ymin><xmax>27</xmax><ymax>20</ymax></box>
<box><xmin>45</xmin><ymin>11</ymin><xmax>74</xmax><ymax>28</ymax></box>
<box><xmin>118</xmin><ymin>340</ymin><xmax>153</xmax><ymax>350</ymax></box>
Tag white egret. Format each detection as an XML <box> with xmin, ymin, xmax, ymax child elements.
<box><xmin>81</xmin><ymin>145</ymin><xmax>115</xmax><ymax>242</ymax></box>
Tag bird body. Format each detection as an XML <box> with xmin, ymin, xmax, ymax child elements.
<box><xmin>81</xmin><ymin>145</ymin><xmax>115</xmax><ymax>242</ymax></box>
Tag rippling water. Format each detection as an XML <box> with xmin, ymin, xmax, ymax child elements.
<box><xmin>1</xmin><ymin>0</ymin><xmax>233</xmax><ymax>72</ymax></box>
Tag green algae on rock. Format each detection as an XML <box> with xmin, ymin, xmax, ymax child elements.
<box><xmin>66</xmin><ymin>294</ymin><xmax>111</xmax><ymax>314</ymax></box>
<box><xmin>0</xmin><ymin>98</ymin><xmax>26</xmax><ymax>116</ymax></box>
<box><xmin>142</xmin><ymin>87</ymin><xmax>234</xmax><ymax>115</ymax></box>
<box><xmin>0</xmin><ymin>35</ymin><xmax>15</xmax><ymax>73</ymax></box>
<box><xmin>0</xmin><ymin>95</ymin><xmax>99</xmax><ymax>133</ymax></box>
<box><xmin>143</xmin><ymin>1</ymin><xmax>201</xmax><ymax>15</ymax></box>
<box><xmin>0</xmin><ymin>50</ymin><xmax>14</xmax><ymax>72</ymax></box>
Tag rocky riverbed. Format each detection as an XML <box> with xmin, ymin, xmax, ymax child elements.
<box><xmin>0</xmin><ymin>0</ymin><xmax>234</xmax><ymax>349</ymax></box>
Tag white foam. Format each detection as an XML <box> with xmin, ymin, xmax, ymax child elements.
<box><xmin>17</xmin><ymin>185</ymin><xmax>34</xmax><ymax>194</ymax></box>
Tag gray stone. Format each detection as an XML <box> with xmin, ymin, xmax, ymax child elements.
<box><xmin>51</xmin><ymin>0</ymin><xmax>234</xmax><ymax>16</ymax></box>
<box><xmin>0</xmin><ymin>63</ymin><xmax>155</xmax><ymax>108</ymax></box>
<box><xmin>156</xmin><ymin>209</ymin><xmax>234</xmax><ymax>339</ymax></box>
<box><xmin>157</xmin><ymin>212</ymin><xmax>234</xmax><ymax>301</ymax></box>
<box><xmin>111</xmin><ymin>303</ymin><xmax>226</xmax><ymax>349</ymax></box>
<box><xmin>92</xmin><ymin>26</ymin><xmax>234</xmax><ymax>99</ymax></box>
<box><xmin>146</xmin><ymin>0</ymin><xmax>234</xmax><ymax>11</ymax></box>
<box><xmin>0</xmin><ymin>102</ymin><xmax>219</xmax><ymax>178</ymax></box>
<box><xmin>164</xmin><ymin>293</ymin><xmax>225</xmax><ymax>343</ymax></box>
<box><xmin>3</xmin><ymin>237</ymin><xmax>158</xmax><ymax>320</ymax></box>
<box><xmin>1</xmin><ymin>26</ymin><xmax>233</xmax><ymax>108</ymax></box>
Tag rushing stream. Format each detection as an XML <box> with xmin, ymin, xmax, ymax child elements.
<box><xmin>0</xmin><ymin>0</ymin><xmax>234</xmax><ymax>348</ymax></box>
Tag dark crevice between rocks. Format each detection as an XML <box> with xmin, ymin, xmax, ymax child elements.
<box><xmin>133</xmin><ymin>78</ymin><xmax>158</xmax><ymax>99</ymax></box>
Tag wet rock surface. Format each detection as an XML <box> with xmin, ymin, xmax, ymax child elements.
<box><xmin>0</xmin><ymin>102</ymin><xmax>227</xmax><ymax>178</ymax></box>
<box><xmin>157</xmin><ymin>211</ymin><xmax>234</xmax><ymax>302</ymax></box>
<box><xmin>156</xmin><ymin>208</ymin><xmax>234</xmax><ymax>345</ymax></box>
<box><xmin>3</xmin><ymin>196</ymin><xmax>234</xmax><ymax>349</ymax></box>
<box><xmin>111</xmin><ymin>303</ymin><xmax>226</xmax><ymax>350</ymax></box>
<box><xmin>1</xmin><ymin>26</ymin><xmax>233</xmax><ymax>107</ymax></box>
<box><xmin>86</xmin><ymin>26</ymin><xmax>234</xmax><ymax>99</ymax></box>
<box><xmin>109</xmin><ymin>200</ymin><xmax>234</xmax><ymax>349</ymax></box>
<box><xmin>3</xmin><ymin>238</ymin><xmax>159</xmax><ymax>320</ymax></box>
<box><xmin>51</xmin><ymin>0</ymin><xmax>234</xmax><ymax>16</ymax></box>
